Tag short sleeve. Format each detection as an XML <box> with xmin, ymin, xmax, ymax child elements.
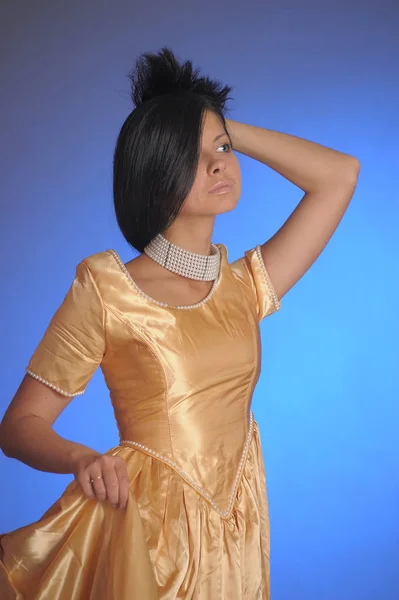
<box><xmin>231</xmin><ymin>245</ymin><xmax>281</xmax><ymax>321</ymax></box>
<box><xmin>26</xmin><ymin>260</ymin><xmax>106</xmax><ymax>397</ymax></box>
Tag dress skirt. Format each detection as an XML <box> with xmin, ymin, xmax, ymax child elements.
<box><xmin>0</xmin><ymin>422</ymin><xmax>270</xmax><ymax>600</ymax></box>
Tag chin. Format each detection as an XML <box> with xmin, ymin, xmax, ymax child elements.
<box><xmin>214</xmin><ymin>194</ymin><xmax>240</xmax><ymax>215</ymax></box>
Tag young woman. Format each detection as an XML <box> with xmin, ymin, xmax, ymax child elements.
<box><xmin>0</xmin><ymin>48</ymin><xmax>360</xmax><ymax>599</ymax></box>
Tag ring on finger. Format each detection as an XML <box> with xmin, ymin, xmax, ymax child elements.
<box><xmin>90</xmin><ymin>475</ymin><xmax>103</xmax><ymax>483</ymax></box>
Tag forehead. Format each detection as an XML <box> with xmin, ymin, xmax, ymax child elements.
<box><xmin>201</xmin><ymin>110</ymin><xmax>226</xmax><ymax>141</ymax></box>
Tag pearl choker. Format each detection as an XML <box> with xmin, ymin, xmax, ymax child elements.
<box><xmin>143</xmin><ymin>233</ymin><xmax>221</xmax><ymax>281</ymax></box>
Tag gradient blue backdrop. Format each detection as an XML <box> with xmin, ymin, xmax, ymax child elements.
<box><xmin>1</xmin><ymin>1</ymin><xmax>398</xmax><ymax>598</ymax></box>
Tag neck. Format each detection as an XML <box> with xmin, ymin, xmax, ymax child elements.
<box><xmin>143</xmin><ymin>231</ymin><xmax>221</xmax><ymax>282</ymax></box>
<box><xmin>162</xmin><ymin>217</ymin><xmax>215</xmax><ymax>255</ymax></box>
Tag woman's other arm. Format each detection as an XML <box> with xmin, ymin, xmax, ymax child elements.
<box><xmin>0</xmin><ymin>374</ymin><xmax>100</xmax><ymax>473</ymax></box>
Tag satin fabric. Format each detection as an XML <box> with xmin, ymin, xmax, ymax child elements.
<box><xmin>0</xmin><ymin>243</ymin><xmax>281</xmax><ymax>599</ymax></box>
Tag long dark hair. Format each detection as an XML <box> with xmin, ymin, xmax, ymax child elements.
<box><xmin>113</xmin><ymin>47</ymin><xmax>233</xmax><ymax>253</ymax></box>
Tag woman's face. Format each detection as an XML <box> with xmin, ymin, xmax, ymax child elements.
<box><xmin>180</xmin><ymin>110</ymin><xmax>241</xmax><ymax>217</ymax></box>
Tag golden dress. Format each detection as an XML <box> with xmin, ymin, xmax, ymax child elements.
<box><xmin>0</xmin><ymin>243</ymin><xmax>281</xmax><ymax>600</ymax></box>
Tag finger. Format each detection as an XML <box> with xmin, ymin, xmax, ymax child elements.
<box><xmin>75</xmin><ymin>466</ymin><xmax>99</xmax><ymax>500</ymax></box>
<box><xmin>114</xmin><ymin>458</ymin><xmax>130</xmax><ymax>508</ymax></box>
<box><xmin>89</xmin><ymin>473</ymin><xmax>107</xmax><ymax>503</ymax></box>
<box><xmin>100</xmin><ymin>458</ymin><xmax>120</xmax><ymax>507</ymax></box>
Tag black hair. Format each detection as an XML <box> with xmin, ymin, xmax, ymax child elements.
<box><xmin>113</xmin><ymin>47</ymin><xmax>233</xmax><ymax>253</ymax></box>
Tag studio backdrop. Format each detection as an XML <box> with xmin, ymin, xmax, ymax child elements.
<box><xmin>1</xmin><ymin>1</ymin><xmax>398</xmax><ymax>599</ymax></box>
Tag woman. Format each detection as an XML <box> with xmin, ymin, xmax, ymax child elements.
<box><xmin>0</xmin><ymin>48</ymin><xmax>360</xmax><ymax>599</ymax></box>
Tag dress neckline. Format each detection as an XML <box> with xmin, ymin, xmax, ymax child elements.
<box><xmin>106</xmin><ymin>245</ymin><xmax>225</xmax><ymax>311</ymax></box>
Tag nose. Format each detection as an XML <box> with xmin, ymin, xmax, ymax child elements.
<box><xmin>210</xmin><ymin>157</ymin><xmax>226</xmax><ymax>175</ymax></box>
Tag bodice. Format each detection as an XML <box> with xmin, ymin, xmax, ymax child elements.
<box><xmin>26</xmin><ymin>243</ymin><xmax>280</xmax><ymax>517</ymax></box>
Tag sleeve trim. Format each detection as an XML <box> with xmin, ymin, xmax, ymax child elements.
<box><xmin>26</xmin><ymin>368</ymin><xmax>85</xmax><ymax>398</ymax></box>
<box><xmin>255</xmin><ymin>245</ymin><xmax>281</xmax><ymax>312</ymax></box>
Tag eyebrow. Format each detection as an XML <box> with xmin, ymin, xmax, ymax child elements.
<box><xmin>213</xmin><ymin>132</ymin><xmax>228</xmax><ymax>142</ymax></box>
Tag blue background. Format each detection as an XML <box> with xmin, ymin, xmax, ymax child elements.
<box><xmin>1</xmin><ymin>1</ymin><xmax>398</xmax><ymax>598</ymax></box>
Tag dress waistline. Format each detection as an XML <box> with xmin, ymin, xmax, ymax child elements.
<box><xmin>119</xmin><ymin>411</ymin><xmax>254</xmax><ymax>519</ymax></box>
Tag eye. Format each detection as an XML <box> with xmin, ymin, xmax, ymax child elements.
<box><xmin>216</xmin><ymin>142</ymin><xmax>231</xmax><ymax>153</ymax></box>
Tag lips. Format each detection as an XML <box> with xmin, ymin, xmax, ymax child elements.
<box><xmin>208</xmin><ymin>180</ymin><xmax>233</xmax><ymax>194</ymax></box>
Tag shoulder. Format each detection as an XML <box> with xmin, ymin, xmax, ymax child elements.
<box><xmin>69</xmin><ymin>250</ymin><xmax>120</xmax><ymax>300</ymax></box>
<box><xmin>72</xmin><ymin>249</ymin><xmax>119</xmax><ymax>282</ymax></box>
<box><xmin>221</xmin><ymin>243</ymin><xmax>281</xmax><ymax>320</ymax></box>
<box><xmin>79</xmin><ymin>249</ymin><xmax>116</xmax><ymax>271</ymax></box>
<box><xmin>223</xmin><ymin>243</ymin><xmax>257</xmax><ymax>284</ymax></box>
